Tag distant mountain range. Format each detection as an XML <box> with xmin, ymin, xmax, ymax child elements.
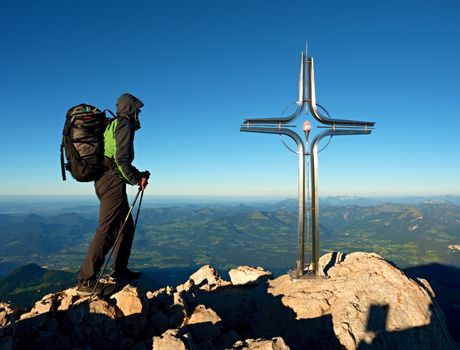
<box><xmin>322</xmin><ymin>195</ymin><xmax>460</xmax><ymax>206</ymax></box>
<box><xmin>1</xmin><ymin>198</ymin><xmax>459</xmax><ymax>274</ymax></box>
<box><xmin>0</xmin><ymin>263</ymin><xmax>75</xmax><ymax>308</ymax></box>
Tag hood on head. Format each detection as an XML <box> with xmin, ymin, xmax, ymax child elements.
<box><xmin>116</xmin><ymin>93</ymin><xmax>144</xmax><ymax>119</ymax></box>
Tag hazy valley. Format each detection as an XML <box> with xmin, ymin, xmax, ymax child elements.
<box><xmin>1</xmin><ymin>196</ymin><xmax>459</xmax><ymax>275</ymax></box>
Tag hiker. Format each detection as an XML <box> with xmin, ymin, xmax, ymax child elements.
<box><xmin>76</xmin><ymin>93</ymin><xmax>150</xmax><ymax>295</ymax></box>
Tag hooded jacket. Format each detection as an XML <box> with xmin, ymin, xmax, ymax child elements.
<box><xmin>103</xmin><ymin>93</ymin><xmax>144</xmax><ymax>185</ymax></box>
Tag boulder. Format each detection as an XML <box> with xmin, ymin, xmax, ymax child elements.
<box><xmin>168</xmin><ymin>292</ymin><xmax>187</xmax><ymax>327</ymax></box>
<box><xmin>186</xmin><ymin>265</ymin><xmax>231</xmax><ymax>291</ymax></box>
<box><xmin>186</xmin><ymin>304</ymin><xmax>223</xmax><ymax>342</ymax></box>
<box><xmin>147</xmin><ymin>286</ymin><xmax>175</xmax><ymax>313</ymax></box>
<box><xmin>232</xmin><ymin>337</ymin><xmax>290</xmax><ymax>350</ymax></box>
<box><xmin>111</xmin><ymin>284</ymin><xmax>148</xmax><ymax>316</ymax></box>
<box><xmin>110</xmin><ymin>284</ymin><xmax>149</xmax><ymax>338</ymax></box>
<box><xmin>147</xmin><ymin>286</ymin><xmax>186</xmax><ymax>329</ymax></box>
<box><xmin>20</xmin><ymin>293</ymin><xmax>57</xmax><ymax>320</ymax></box>
<box><xmin>176</xmin><ymin>279</ymin><xmax>195</xmax><ymax>293</ymax></box>
<box><xmin>268</xmin><ymin>252</ymin><xmax>455</xmax><ymax>350</ymax></box>
<box><xmin>57</xmin><ymin>287</ymin><xmax>80</xmax><ymax>311</ymax></box>
<box><xmin>229</xmin><ymin>266</ymin><xmax>272</xmax><ymax>286</ymax></box>
<box><xmin>0</xmin><ymin>302</ymin><xmax>17</xmax><ymax>338</ymax></box>
<box><xmin>16</xmin><ymin>294</ymin><xmax>57</xmax><ymax>338</ymax></box>
<box><xmin>147</xmin><ymin>286</ymin><xmax>174</xmax><ymax>301</ymax></box>
<box><xmin>152</xmin><ymin>329</ymin><xmax>188</xmax><ymax>350</ymax></box>
<box><xmin>65</xmin><ymin>296</ymin><xmax>122</xmax><ymax>346</ymax></box>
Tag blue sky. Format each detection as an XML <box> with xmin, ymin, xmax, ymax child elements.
<box><xmin>0</xmin><ymin>0</ymin><xmax>459</xmax><ymax>198</ymax></box>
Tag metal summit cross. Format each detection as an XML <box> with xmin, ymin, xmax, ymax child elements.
<box><xmin>240</xmin><ymin>47</ymin><xmax>376</xmax><ymax>279</ymax></box>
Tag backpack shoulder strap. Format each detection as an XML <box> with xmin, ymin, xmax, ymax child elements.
<box><xmin>104</xmin><ymin>109</ymin><xmax>116</xmax><ymax>118</ymax></box>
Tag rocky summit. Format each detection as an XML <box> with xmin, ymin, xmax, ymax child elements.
<box><xmin>0</xmin><ymin>252</ymin><xmax>458</xmax><ymax>350</ymax></box>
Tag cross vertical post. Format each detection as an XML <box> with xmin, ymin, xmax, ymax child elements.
<box><xmin>240</xmin><ymin>47</ymin><xmax>375</xmax><ymax>278</ymax></box>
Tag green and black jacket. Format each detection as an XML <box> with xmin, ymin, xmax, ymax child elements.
<box><xmin>103</xmin><ymin>93</ymin><xmax>144</xmax><ymax>185</ymax></box>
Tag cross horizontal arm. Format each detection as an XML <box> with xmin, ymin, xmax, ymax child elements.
<box><xmin>242</xmin><ymin>101</ymin><xmax>305</xmax><ymax>125</ymax></box>
<box><xmin>240</xmin><ymin>126</ymin><xmax>305</xmax><ymax>146</ymax></box>
<box><xmin>309</xmin><ymin>104</ymin><xmax>376</xmax><ymax>128</ymax></box>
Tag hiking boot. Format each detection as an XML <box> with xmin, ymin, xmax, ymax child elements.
<box><xmin>76</xmin><ymin>279</ymin><xmax>116</xmax><ymax>296</ymax></box>
<box><xmin>109</xmin><ymin>268</ymin><xmax>142</xmax><ymax>281</ymax></box>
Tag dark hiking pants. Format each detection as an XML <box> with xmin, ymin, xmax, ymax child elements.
<box><xmin>78</xmin><ymin>171</ymin><xmax>135</xmax><ymax>281</ymax></box>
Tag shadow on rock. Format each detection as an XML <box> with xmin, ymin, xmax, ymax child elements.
<box><xmin>357</xmin><ymin>303</ymin><xmax>458</xmax><ymax>350</ymax></box>
<box><xmin>185</xmin><ymin>282</ymin><xmax>343</xmax><ymax>349</ymax></box>
<box><xmin>404</xmin><ymin>263</ymin><xmax>460</xmax><ymax>344</ymax></box>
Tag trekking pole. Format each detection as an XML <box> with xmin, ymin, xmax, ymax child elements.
<box><xmin>91</xmin><ymin>187</ymin><xmax>142</xmax><ymax>296</ymax></box>
<box><xmin>133</xmin><ymin>188</ymin><xmax>144</xmax><ymax>230</ymax></box>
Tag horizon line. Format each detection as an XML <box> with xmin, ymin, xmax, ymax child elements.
<box><xmin>1</xmin><ymin>194</ymin><xmax>460</xmax><ymax>199</ymax></box>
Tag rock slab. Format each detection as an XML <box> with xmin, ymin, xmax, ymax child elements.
<box><xmin>1</xmin><ymin>252</ymin><xmax>457</xmax><ymax>350</ymax></box>
<box><xmin>229</xmin><ymin>266</ymin><xmax>273</xmax><ymax>286</ymax></box>
<box><xmin>269</xmin><ymin>252</ymin><xmax>456</xmax><ymax>350</ymax></box>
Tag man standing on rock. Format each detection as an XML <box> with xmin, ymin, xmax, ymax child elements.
<box><xmin>77</xmin><ymin>93</ymin><xmax>150</xmax><ymax>295</ymax></box>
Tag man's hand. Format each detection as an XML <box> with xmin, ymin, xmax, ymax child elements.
<box><xmin>138</xmin><ymin>177</ymin><xmax>148</xmax><ymax>191</ymax></box>
<box><xmin>140</xmin><ymin>171</ymin><xmax>150</xmax><ymax>179</ymax></box>
<box><xmin>138</xmin><ymin>171</ymin><xmax>150</xmax><ymax>191</ymax></box>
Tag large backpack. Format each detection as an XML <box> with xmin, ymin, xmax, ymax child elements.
<box><xmin>60</xmin><ymin>104</ymin><xmax>112</xmax><ymax>182</ymax></box>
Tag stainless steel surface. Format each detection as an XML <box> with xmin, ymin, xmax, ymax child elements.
<box><xmin>240</xmin><ymin>126</ymin><xmax>306</xmax><ymax>277</ymax></box>
<box><xmin>310</xmin><ymin>129</ymin><xmax>372</xmax><ymax>276</ymax></box>
<box><xmin>240</xmin><ymin>48</ymin><xmax>375</xmax><ymax>279</ymax></box>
